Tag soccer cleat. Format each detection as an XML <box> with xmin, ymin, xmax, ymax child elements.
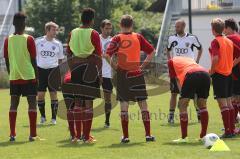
<box><xmin>172</xmin><ymin>137</ymin><xmax>189</xmax><ymax>143</ymax></box>
<box><xmin>146</xmin><ymin>136</ymin><xmax>156</xmax><ymax>142</ymax></box>
<box><xmin>9</xmin><ymin>136</ymin><xmax>16</xmax><ymax>142</ymax></box>
<box><xmin>121</xmin><ymin>137</ymin><xmax>130</xmax><ymax>143</ymax></box>
<box><xmin>40</xmin><ymin>117</ymin><xmax>46</xmax><ymax>124</ymax></box>
<box><xmin>104</xmin><ymin>123</ymin><xmax>110</xmax><ymax>128</ymax></box>
<box><xmin>220</xmin><ymin>134</ymin><xmax>234</xmax><ymax>139</ymax></box>
<box><xmin>51</xmin><ymin>119</ymin><xmax>57</xmax><ymax>125</ymax></box>
<box><xmin>71</xmin><ymin>137</ymin><xmax>82</xmax><ymax>143</ymax></box>
<box><xmin>168</xmin><ymin>116</ymin><xmax>174</xmax><ymax>125</ymax></box>
<box><xmin>83</xmin><ymin>136</ymin><xmax>96</xmax><ymax>144</ymax></box>
<box><xmin>29</xmin><ymin>136</ymin><xmax>45</xmax><ymax>142</ymax></box>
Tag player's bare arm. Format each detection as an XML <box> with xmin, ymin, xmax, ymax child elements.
<box><xmin>141</xmin><ymin>50</ymin><xmax>156</xmax><ymax>70</ymax></box>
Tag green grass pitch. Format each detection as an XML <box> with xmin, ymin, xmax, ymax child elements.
<box><xmin>0</xmin><ymin>87</ymin><xmax>240</xmax><ymax>159</ymax></box>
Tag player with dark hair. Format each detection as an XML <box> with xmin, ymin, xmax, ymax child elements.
<box><xmin>105</xmin><ymin>15</ymin><xmax>156</xmax><ymax>143</ymax></box>
<box><xmin>224</xmin><ymin>18</ymin><xmax>240</xmax><ymax>128</ymax></box>
<box><xmin>66</xmin><ymin>8</ymin><xmax>102</xmax><ymax>143</ymax></box>
<box><xmin>4</xmin><ymin>12</ymin><xmax>41</xmax><ymax>142</ymax></box>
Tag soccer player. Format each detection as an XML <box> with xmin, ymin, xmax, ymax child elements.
<box><xmin>168</xmin><ymin>57</ymin><xmax>210</xmax><ymax>143</ymax></box>
<box><xmin>105</xmin><ymin>15</ymin><xmax>156</xmax><ymax>143</ymax></box>
<box><xmin>36</xmin><ymin>22</ymin><xmax>64</xmax><ymax>125</ymax></box>
<box><xmin>100</xmin><ymin>19</ymin><xmax>113</xmax><ymax>128</ymax></box>
<box><xmin>224</xmin><ymin>19</ymin><xmax>240</xmax><ymax>126</ymax></box>
<box><xmin>209</xmin><ymin>18</ymin><xmax>234</xmax><ymax>138</ymax></box>
<box><xmin>167</xmin><ymin>19</ymin><xmax>203</xmax><ymax>124</ymax></box>
<box><xmin>4</xmin><ymin>12</ymin><xmax>40</xmax><ymax>142</ymax></box>
<box><xmin>66</xmin><ymin>8</ymin><xmax>102</xmax><ymax>143</ymax></box>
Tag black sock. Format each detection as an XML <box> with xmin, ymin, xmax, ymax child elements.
<box><xmin>51</xmin><ymin>100</ymin><xmax>58</xmax><ymax>120</ymax></box>
<box><xmin>105</xmin><ymin>103</ymin><xmax>112</xmax><ymax>125</ymax></box>
<box><xmin>169</xmin><ymin>109</ymin><xmax>175</xmax><ymax>120</ymax></box>
<box><xmin>38</xmin><ymin>100</ymin><xmax>46</xmax><ymax>118</ymax></box>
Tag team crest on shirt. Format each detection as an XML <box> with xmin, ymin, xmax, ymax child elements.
<box><xmin>52</xmin><ymin>46</ymin><xmax>56</xmax><ymax>50</ymax></box>
<box><xmin>185</xmin><ymin>42</ymin><xmax>190</xmax><ymax>47</ymax></box>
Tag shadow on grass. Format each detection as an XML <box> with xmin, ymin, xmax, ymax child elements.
<box><xmin>0</xmin><ymin>141</ymin><xmax>28</xmax><ymax>147</ymax></box>
<box><xmin>162</xmin><ymin>141</ymin><xmax>202</xmax><ymax>147</ymax></box>
<box><xmin>22</xmin><ymin>124</ymin><xmax>55</xmax><ymax>128</ymax></box>
<box><xmin>57</xmin><ymin>139</ymin><xmax>95</xmax><ymax>148</ymax></box>
<box><xmin>160</xmin><ymin>122</ymin><xmax>199</xmax><ymax>127</ymax></box>
<box><xmin>100</xmin><ymin>142</ymin><xmax>146</xmax><ymax>149</ymax></box>
<box><xmin>91</xmin><ymin>127</ymin><xmax>119</xmax><ymax>132</ymax></box>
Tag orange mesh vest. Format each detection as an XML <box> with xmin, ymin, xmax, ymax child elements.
<box><xmin>213</xmin><ymin>36</ymin><xmax>233</xmax><ymax>76</ymax></box>
<box><xmin>118</xmin><ymin>33</ymin><xmax>141</xmax><ymax>71</ymax></box>
<box><xmin>172</xmin><ymin>57</ymin><xmax>206</xmax><ymax>87</ymax></box>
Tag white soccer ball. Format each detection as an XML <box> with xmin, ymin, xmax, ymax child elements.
<box><xmin>203</xmin><ymin>133</ymin><xmax>220</xmax><ymax>149</ymax></box>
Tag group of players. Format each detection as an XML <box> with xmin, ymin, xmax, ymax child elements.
<box><xmin>2</xmin><ymin>7</ymin><xmax>240</xmax><ymax>144</ymax></box>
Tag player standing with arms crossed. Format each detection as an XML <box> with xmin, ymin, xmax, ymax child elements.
<box><xmin>167</xmin><ymin>19</ymin><xmax>203</xmax><ymax>124</ymax></box>
<box><xmin>36</xmin><ymin>22</ymin><xmax>64</xmax><ymax>125</ymax></box>
<box><xmin>4</xmin><ymin>12</ymin><xmax>40</xmax><ymax>142</ymax></box>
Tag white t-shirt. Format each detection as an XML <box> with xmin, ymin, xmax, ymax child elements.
<box><xmin>100</xmin><ymin>35</ymin><xmax>112</xmax><ymax>78</ymax></box>
<box><xmin>35</xmin><ymin>36</ymin><xmax>64</xmax><ymax>69</ymax></box>
<box><xmin>167</xmin><ymin>33</ymin><xmax>202</xmax><ymax>59</ymax></box>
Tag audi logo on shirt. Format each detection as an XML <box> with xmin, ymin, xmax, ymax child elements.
<box><xmin>175</xmin><ymin>48</ymin><xmax>189</xmax><ymax>56</ymax></box>
<box><xmin>40</xmin><ymin>50</ymin><xmax>56</xmax><ymax>58</ymax></box>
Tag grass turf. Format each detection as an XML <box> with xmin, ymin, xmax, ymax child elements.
<box><xmin>0</xmin><ymin>87</ymin><xmax>240</xmax><ymax>159</ymax></box>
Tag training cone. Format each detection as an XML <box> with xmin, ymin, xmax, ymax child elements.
<box><xmin>210</xmin><ymin>139</ymin><xmax>230</xmax><ymax>152</ymax></box>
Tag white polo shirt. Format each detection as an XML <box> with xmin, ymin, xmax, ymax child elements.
<box><xmin>100</xmin><ymin>35</ymin><xmax>112</xmax><ymax>78</ymax></box>
<box><xmin>35</xmin><ymin>36</ymin><xmax>64</xmax><ymax>69</ymax></box>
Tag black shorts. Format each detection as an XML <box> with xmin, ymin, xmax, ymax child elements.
<box><xmin>233</xmin><ymin>80</ymin><xmax>240</xmax><ymax>95</ymax></box>
<box><xmin>181</xmin><ymin>71</ymin><xmax>210</xmax><ymax>99</ymax></box>
<box><xmin>10</xmin><ymin>82</ymin><xmax>37</xmax><ymax>97</ymax></box>
<box><xmin>71</xmin><ymin>63</ymin><xmax>100</xmax><ymax>100</ymax></box>
<box><xmin>38</xmin><ymin>67</ymin><xmax>58</xmax><ymax>92</ymax></box>
<box><xmin>116</xmin><ymin>69</ymin><xmax>147</xmax><ymax>102</ymax></box>
<box><xmin>102</xmin><ymin>77</ymin><xmax>113</xmax><ymax>93</ymax></box>
<box><xmin>170</xmin><ymin>78</ymin><xmax>180</xmax><ymax>94</ymax></box>
<box><xmin>211</xmin><ymin>73</ymin><xmax>232</xmax><ymax>99</ymax></box>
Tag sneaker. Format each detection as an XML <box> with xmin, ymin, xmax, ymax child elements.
<box><xmin>121</xmin><ymin>137</ymin><xmax>130</xmax><ymax>143</ymax></box>
<box><xmin>146</xmin><ymin>136</ymin><xmax>156</xmax><ymax>142</ymax></box>
<box><xmin>9</xmin><ymin>136</ymin><xmax>16</xmax><ymax>142</ymax></box>
<box><xmin>104</xmin><ymin>123</ymin><xmax>110</xmax><ymax>128</ymax></box>
<box><xmin>220</xmin><ymin>133</ymin><xmax>233</xmax><ymax>139</ymax></box>
<box><xmin>172</xmin><ymin>137</ymin><xmax>189</xmax><ymax>143</ymax></box>
<box><xmin>83</xmin><ymin>136</ymin><xmax>96</xmax><ymax>144</ymax></box>
<box><xmin>40</xmin><ymin>117</ymin><xmax>46</xmax><ymax>124</ymax></box>
<box><xmin>51</xmin><ymin>119</ymin><xmax>57</xmax><ymax>125</ymax></box>
<box><xmin>29</xmin><ymin>136</ymin><xmax>45</xmax><ymax>142</ymax></box>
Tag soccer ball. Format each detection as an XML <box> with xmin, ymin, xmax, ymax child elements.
<box><xmin>203</xmin><ymin>133</ymin><xmax>220</xmax><ymax>149</ymax></box>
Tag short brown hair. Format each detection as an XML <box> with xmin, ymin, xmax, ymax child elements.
<box><xmin>211</xmin><ymin>18</ymin><xmax>225</xmax><ymax>34</ymax></box>
<box><xmin>45</xmin><ymin>21</ymin><xmax>58</xmax><ymax>32</ymax></box>
<box><xmin>100</xmin><ymin>19</ymin><xmax>112</xmax><ymax>28</ymax></box>
<box><xmin>120</xmin><ymin>15</ymin><xmax>133</xmax><ymax>28</ymax></box>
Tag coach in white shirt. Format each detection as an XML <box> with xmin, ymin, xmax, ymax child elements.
<box><xmin>100</xmin><ymin>19</ymin><xmax>113</xmax><ymax>128</ymax></box>
<box><xmin>36</xmin><ymin>22</ymin><xmax>64</xmax><ymax>125</ymax></box>
<box><xmin>166</xmin><ymin>19</ymin><xmax>203</xmax><ymax>124</ymax></box>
